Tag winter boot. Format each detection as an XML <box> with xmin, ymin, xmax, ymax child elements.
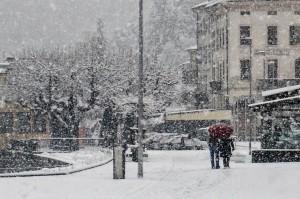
<box><xmin>215</xmin><ymin>160</ymin><xmax>220</xmax><ymax>169</ymax></box>
<box><xmin>211</xmin><ymin>160</ymin><xmax>215</xmax><ymax>169</ymax></box>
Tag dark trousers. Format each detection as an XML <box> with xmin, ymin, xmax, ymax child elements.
<box><xmin>223</xmin><ymin>156</ymin><xmax>230</xmax><ymax>167</ymax></box>
<box><xmin>209</xmin><ymin>146</ymin><xmax>220</xmax><ymax>169</ymax></box>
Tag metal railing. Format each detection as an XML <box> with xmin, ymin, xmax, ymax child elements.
<box><xmin>6</xmin><ymin>138</ymin><xmax>109</xmax><ymax>153</ymax></box>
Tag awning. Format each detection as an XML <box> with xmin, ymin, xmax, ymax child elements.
<box><xmin>165</xmin><ymin>109</ymin><xmax>232</xmax><ymax>121</ymax></box>
<box><xmin>249</xmin><ymin>95</ymin><xmax>300</xmax><ymax>111</ymax></box>
<box><xmin>262</xmin><ymin>85</ymin><xmax>300</xmax><ymax>97</ymax></box>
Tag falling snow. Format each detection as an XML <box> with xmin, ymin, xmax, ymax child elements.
<box><xmin>0</xmin><ymin>0</ymin><xmax>300</xmax><ymax>198</ymax></box>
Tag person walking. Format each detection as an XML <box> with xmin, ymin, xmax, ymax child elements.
<box><xmin>208</xmin><ymin>134</ymin><xmax>220</xmax><ymax>169</ymax></box>
<box><xmin>219</xmin><ymin>137</ymin><xmax>235</xmax><ymax>168</ymax></box>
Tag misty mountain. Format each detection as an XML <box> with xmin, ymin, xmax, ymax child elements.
<box><xmin>0</xmin><ymin>0</ymin><xmax>152</xmax><ymax>57</ymax></box>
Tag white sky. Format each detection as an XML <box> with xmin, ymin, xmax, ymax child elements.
<box><xmin>0</xmin><ymin>0</ymin><xmax>152</xmax><ymax>56</ymax></box>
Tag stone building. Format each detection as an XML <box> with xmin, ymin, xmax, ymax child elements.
<box><xmin>188</xmin><ymin>0</ymin><xmax>300</xmax><ymax>138</ymax></box>
<box><xmin>0</xmin><ymin>60</ymin><xmax>48</xmax><ymax>150</ymax></box>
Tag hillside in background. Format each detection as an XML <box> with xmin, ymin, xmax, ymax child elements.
<box><xmin>0</xmin><ymin>0</ymin><xmax>201</xmax><ymax>71</ymax></box>
<box><xmin>0</xmin><ymin>0</ymin><xmax>153</xmax><ymax>57</ymax></box>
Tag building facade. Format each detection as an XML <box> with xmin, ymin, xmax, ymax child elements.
<box><xmin>189</xmin><ymin>0</ymin><xmax>300</xmax><ymax>138</ymax></box>
<box><xmin>0</xmin><ymin>60</ymin><xmax>48</xmax><ymax>150</ymax></box>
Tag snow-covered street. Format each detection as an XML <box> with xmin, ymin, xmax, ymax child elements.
<box><xmin>1</xmin><ymin>143</ymin><xmax>300</xmax><ymax>199</ymax></box>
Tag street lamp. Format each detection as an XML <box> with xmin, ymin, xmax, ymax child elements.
<box><xmin>137</xmin><ymin>0</ymin><xmax>144</xmax><ymax>178</ymax></box>
<box><xmin>248</xmin><ymin>39</ymin><xmax>253</xmax><ymax>155</ymax></box>
<box><xmin>250</xmin><ymin>50</ymin><xmax>266</xmax><ymax>155</ymax></box>
<box><xmin>249</xmin><ymin>39</ymin><xmax>253</xmax><ymax>97</ymax></box>
<box><xmin>248</xmin><ymin>49</ymin><xmax>267</xmax><ymax>155</ymax></box>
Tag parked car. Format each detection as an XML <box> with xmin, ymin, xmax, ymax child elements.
<box><xmin>181</xmin><ymin>138</ymin><xmax>208</xmax><ymax>150</ymax></box>
<box><xmin>125</xmin><ymin>145</ymin><xmax>148</xmax><ymax>161</ymax></box>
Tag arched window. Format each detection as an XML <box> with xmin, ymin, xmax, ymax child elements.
<box><xmin>295</xmin><ymin>58</ymin><xmax>300</xmax><ymax>78</ymax></box>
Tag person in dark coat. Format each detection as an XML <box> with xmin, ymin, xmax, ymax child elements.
<box><xmin>219</xmin><ymin>137</ymin><xmax>235</xmax><ymax>168</ymax></box>
<box><xmin>208</xmin><ymin>134</ymin><xmax>220</xmax><ymax>169</ymax></box>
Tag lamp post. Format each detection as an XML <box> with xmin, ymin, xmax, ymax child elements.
<box><xmin>251</xmin><ymin>50</ymin><xmax>266</xmax><ymax>154</ymax></box>
<box><xmin>249</xmin><ymin>40</ymin><xmax>253</xmax><ymax>155</ymax></box>
<box><xmin>249</xmin><ymin>49</ymin><xmax>266</xmax><ymax>155</ymax></box>
<box><xmin>195</xmin><ymin>12</ymin><xmax>200</xmax><ymax>110</ymax></box>
<box><xmin>137</xmin><ymin>0</ymin><xmax>144</xmax><ymax>178</ymax></box>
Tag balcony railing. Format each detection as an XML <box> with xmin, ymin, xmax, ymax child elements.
<box><xmin>256</xmin><ymin>79</ymin><xmax>300</xmax><ymax>91</ymax></box>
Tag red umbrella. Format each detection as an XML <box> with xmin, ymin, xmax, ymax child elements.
<box><xmin>208</xmin><ymin>124</ymin><xmax>233</xmax><ymax>139</ymax></box>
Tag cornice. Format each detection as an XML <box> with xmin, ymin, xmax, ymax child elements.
<box><xmin>194</xmin><ymin>1</ymin><xmax>300</xmax><ymax>14</ymax></box>
<box><xmin>225</xmin><ymin>1</ymin><xmax>300</xmax><ymax>11</ymax></box>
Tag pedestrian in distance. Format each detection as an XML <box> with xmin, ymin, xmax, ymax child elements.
<box><xmin>219</xmin><ymin>136</ymin><xmax>235</xmax><ymax>168</ymax></box>
<box><xmin>208</xmin><ymin>134</ymin><xmax>220</xmax><ymax>169</ymax></box>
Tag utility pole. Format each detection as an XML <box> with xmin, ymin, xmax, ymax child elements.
<box><xmin>195</xmin><ymin>12</ymin><xmax>200</xmax><ymax>109</ymax></box>
<box><xmin>249</xmin><ymin>40</ymin><xmax>253</xmax><ymax>155</ymax></box>
<box><xmin>137</xmin><ymin>0</ymin><xmax>144</xmax><ymax>178</ymax></box>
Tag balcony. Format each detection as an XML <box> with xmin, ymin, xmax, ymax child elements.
<box><xmin>256</xmin><ymin>79</ymin><xmax>300</xmax><ymax>91</ymax></box>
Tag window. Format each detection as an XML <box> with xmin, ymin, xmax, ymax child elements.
<box><xmin>0</xmin><ymin>112</ymin><xmax>13</xmax><ymax>133</ymax></box>
<box><xmin>222</xmin><ymin>30</ymin><xmax>225</xmax><ymax>47</ymax></box>
<box><xmin>33</xmin><ymin>113</ymin><xmax>47</xmax><ymax>133</ymax></box>
<box><xmin>212</xmin><ymin>67</ymin><xmax>216</xmax><ymax>81</ymax></box>
<box><xmin>267</xmin><ymin>59</ymin><xmax>278</xmax><ymax>79</ymax></box>
<box><xmin>240</xmin><ymin>11</ymin><xmax>250</xmax><ymax>16</ymax></box>
<box><xmin>240</xmin><ymin>26</ymin><xmax>251</xmax><ymax>45</ymax></box>
<box><xmin>218</xmin><ymin>29</ymin><xmax>221</xmax><ymax>49</ymax></box>
<box><xmin>222</xmin><ymin>61</ymin><xmax>225</xmax><ymax>78</ymax></box>
<box><xmin>16</xmin><ymin>112</ymin><xmax>31</xmax><ymax>133</ymax></box>
<box><xmin>267</xmin><ymin>26</ymin><xmax>278</xmax><ymax>45</ymax></box>
<box><xmin>268</xmin><ymin>11</ymin><xmax>277</xmax><ymax>15</ymax></box>
<box><xmin>240</xmin><ymin>60</ymin><xmax>251</xmax><ymax>80</ymax></box>
<box><xmin>290</xmin><ymin>26</ymin><xmax>300</xmax><ymax>45</ymax></box>
<box><xmin>295</xmin><ymin>59</ymin><xmax>300</xmax><ymax>78</ymax></box>
<box><xmin>204</xmin><ymin>47</ymin><xmax>208</xmax><ymax>64</ymax></box>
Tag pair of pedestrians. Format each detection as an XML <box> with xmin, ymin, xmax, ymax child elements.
<box><xmin>208</xmin><ymin>135</ymin><xmax>235</xmax><ymax>169</ymax></box>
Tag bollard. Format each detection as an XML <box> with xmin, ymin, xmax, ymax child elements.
<box><xmin>113</xmin><ymin>146</ymin><xmax>125</xmax><ymax>179</ymax></box>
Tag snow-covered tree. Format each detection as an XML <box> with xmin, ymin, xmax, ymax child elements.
<box><xmin>4</xmin><ymin>0</ymin><xmax>201</xmax><ymax>150</ymax></box>
<box><xmin>141</xmin><ymin>0</ymin><xmax>200</xmax><ymax>111</ymax></box>
<box><xmin>5</xmin><ymin>20</ymin><xmax>123</xmax><ymax>150</ymax></box>
<box><xmin>146</xmin><ymin>0</ymin><xmax>198</xmax><ymax>67</ymax></box>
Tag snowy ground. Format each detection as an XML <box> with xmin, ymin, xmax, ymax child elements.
<box><xmin>38</xmin><ymin>147</ymin><xmax>112</xmax><ymax>169</ymax></box>
<box><xmin>1</xmin><ymin>142</ymin><xmax>300</xmax><ymax>199</ymax></box>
